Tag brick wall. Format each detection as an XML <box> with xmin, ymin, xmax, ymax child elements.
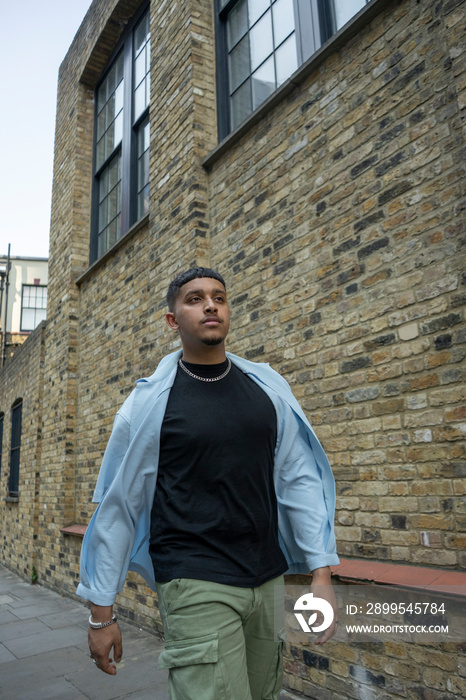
<box><xmin>0</xmin><ymin>322</ymin><xmax>46</xmax><ymax>579</ymax></box>
<box><xmin>0</xmin><ymin>0</ymin><xmax>464</xmax><ymax>696</ymax></box>
<box><xmin>208</xmin><ymin>0</ymin><xmax>466</xmax><ymax>571</ymax></box>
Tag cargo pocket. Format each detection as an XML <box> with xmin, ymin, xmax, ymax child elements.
<box><xmin>158</xmin><ymin>633</ymin><xmax>229</xmax><ymax>700</ymax></box>
<box><xmin>261</xmin><ymin>633</ymin><xmax>284</xmax><ymax>700</ymax></box>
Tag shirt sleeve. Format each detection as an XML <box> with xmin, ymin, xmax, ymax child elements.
<box><xmin>76</xmin><ymin>409</ymin><xmax>134</xmax><ymax>605</ymax></box>
<box><xmin>274</xmin><ymin>396</ymin><xmax>339</xmax><ymax>572</ymax></box>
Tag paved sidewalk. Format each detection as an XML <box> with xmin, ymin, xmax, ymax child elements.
<box><xmin>0</xmin><ymin>563</ymin><xmax>169</xmax><ymax>700</ymax></box>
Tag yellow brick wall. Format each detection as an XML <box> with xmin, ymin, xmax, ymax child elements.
<box><xmin>0</xmin><ymin>0</ymin><xmax>465</xmax><ymax>695</ymax></box>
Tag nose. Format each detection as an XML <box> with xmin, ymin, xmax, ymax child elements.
<box><xmin>204</xmin><ymin>296</ymin><xmax>218</xmax><ymax>312</ymax></box>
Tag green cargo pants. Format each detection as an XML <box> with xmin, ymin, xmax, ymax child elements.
<box><xmin>156</xmin><ymin>576</ymin><xmax>284</xmax><ymax>700</ymax></box>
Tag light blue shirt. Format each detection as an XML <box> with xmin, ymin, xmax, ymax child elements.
<box><xmin>77</xmin><ymin>351</ymin><xmax>339</xmax><ymax>605</ymax></box>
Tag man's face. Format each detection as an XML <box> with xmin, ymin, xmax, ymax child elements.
<box><xmin>165</xmin><ymin>277</ymin><xmax>230</xmax><ymax>351</ymax></box>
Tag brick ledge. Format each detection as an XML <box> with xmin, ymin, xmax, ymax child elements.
<box><xmin>331</xmin><ymin>557</ymin><xmax>466</xmax><ymax>595</ymax></box>
<box><xmin>60</xmin><ymin>524</ymin><xmax>87</xmax><ymax>537</ymax></box>
<box><xmin>60</xmin><ymin>527</ymin><xmax>465</xmax><ymax>595</ymax></box>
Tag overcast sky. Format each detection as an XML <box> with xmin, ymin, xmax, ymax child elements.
<box><xmin>0</xmin><ymin>1</ymin><xmax>93</xmax><ymax>260</ymax></box>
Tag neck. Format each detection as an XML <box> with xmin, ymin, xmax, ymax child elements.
<box><xmin>181</xmin><ymin>344</ymin><xmax>227</xmax><ymax>365</ymax></box>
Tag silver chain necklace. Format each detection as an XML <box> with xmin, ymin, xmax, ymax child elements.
<box><xmin>178</xmin><ymin>357</ymin><xmax>232</xmax><ymax>382</ymax></box>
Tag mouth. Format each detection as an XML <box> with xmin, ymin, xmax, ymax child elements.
<box><xmin>202</xmin><ymin>317</ymin><xmax>221</xmax><ymax>326</ymax></box>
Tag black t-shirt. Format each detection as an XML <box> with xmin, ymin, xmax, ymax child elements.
<box><xmin>149</xmin><ymin>359</ymin><xmax>287</xmax><ymax>587</ymax></box>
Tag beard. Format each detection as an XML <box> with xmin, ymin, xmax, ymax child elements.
<box><xmin>201</xmin><ymin>336</ymin><xmax>223</xmax><ymax>346</ymax></box>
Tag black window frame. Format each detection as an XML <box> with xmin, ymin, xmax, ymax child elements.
<box><xmin>215</xmin><ymin>0</ymin><xmax>370</xmax><ymax>139</ymax></box>
<box><xmin>9</xmin><ymin>399</ymin><xmax>22</xmax><ymax>498</ymax></box>
<box><xmin>20</xmin><ymin>284</ymin><xmax>47</xmax><ymax>332</ymax></box>
<box><xmin>90</xmin><ymin>3</ymin><xmax>150</xmax><ymax>264</ymax></box>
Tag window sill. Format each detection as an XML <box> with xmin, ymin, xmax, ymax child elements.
<box><xmin>5</xmin><ymin>496</ymin><xmax>19</xmax><ymax>503</ymax></box>
<box><xmin>76</xmin><ymin>214</ymin><xmax>150</xmax><ymax>287</ymax></box>
<box><xmin>203</xmin><ymin>0</ymin><xmax>391</xmax><ymax>171</ymax></box>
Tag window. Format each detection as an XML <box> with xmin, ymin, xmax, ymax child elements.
<box><xmin>216</xmin><ymin>0</ymin><xmax>369</xmax><ymax>136</ymax></box>
<box><xmin>20</xmin><ymin>285</ymin><xmax>47</xmax><ymax>332</ymax></box>
<box><xmin>91</xmin><ymin>6</ymin><xmax>150</xmax><ymax>262</ymax></box>
<box><xmin>9</xmin><ymin>400</ymin><xmax>22</xmax><ymax>497</ymax></box>
<box><xmin>0</xmin><ymin>413</ymin><xmax>4</xmax><ymax>475</ymax></box>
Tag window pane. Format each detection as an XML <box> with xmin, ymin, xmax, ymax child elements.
<box><xmin>97</xmin><ymin>110</ymin><xmax>106</xmax><ymax>140</ymax></box>
<box><xmin>114</xmin><ymin>112</ymin><xmax>123</xmax><ymax>148</ymax></box>
<box><xmin>137</xmin><ymin>118</ymin><xmax>150</xmax><ymax>219</ymax></box>
<box><xmin>334</xmin><ymin>0</ymin><xmax>367</xmax><ymax>30</ymax></box>
<box><xmin>115</xmin><ymin>81</ymin><xmax>124</xmax><ymax>114</ymax></box>
<box><xmin>98</xmin><ymin>201</ymin><xmax>107</xmax><ymax>233</ymax></box>
<box><xmin>108</xmin><ymin>187</ymin><xmax>119</xmax><ymax>219</ymax></box>
<box><xmin>275</xmin><ymin>32</ymin><xmax>297</xmax><ymax>85</ymax></box>
<box><xmin>22</xmin><ymin>309</ymin><xmax>35</xmax><ymax>331</ymax></box>
<box><xmin>95</xmin><ymin>51</ymin><xmax>124</xmax><ymax>170</ymax></box>
<box><xmin>135</xmin><ymin>51</ymin><xmax>146</xmax><ymax>86</ymax></box>
<box><xmin>107</xmin><ymin>63</ymin><xmax>116</xmax><ymax>95</ymax></box>
<box><xmin>97</xmin><ymin>153</ymin><xmax>122</xmax><ymax>253</ymax></box>
<box><xmin>36</xmin><ymin>308</ymin><xmax>47</xmax><ymax>325</ymax></box>
<box><xmin>115</xmin><ymin>53</ymin><xmax>124</xmax><ymax>84</ymax></box>
<box><xmin>138</xmin><ymin>119</ymin><xmax>150</xmax><ymax>156</ymax></box>
<box><xmin>272</xmin><ymin>0</ymin><xmax>295</xmax><ymax>47</ymax></box>
<box><xmin>251</xmin><ymin>55</ymin><xmax>275</xmax><ymax>109</ymax></box>
<box><xmin>228</xmin><ymin>0</ymin><xmax>248</xmax><ymax>49</ymax></box>
<box><xmin>229</xmin><ymin>34</ymin><xmax>250</xmax><ymax>93</ymax></box>
<box><xmin>97</xmin><ymin>83</ymin><xmax>106</xmax><ymax>113</ymax></box>
<box><xmin>134</xmin><ymin>11</ymin><xmax>150</xmax><ymax>56</ymax></box>
<box><xmin>108</xmin><ymin>219</ymin><xmax>117</xmax><ymax>248</ymax></box>
<box><xmin>250</xmin><ymin>10</ymin><xmax>273</xmax><ymax>71</ymax></box>
<box><xmin>133</xmin><ymin>12</ymin><xmax>151</xmax><ymax>121</ymax></box>
<box><xmin>138</xmin><ymin>150</ymin><xmax>150</xmax><ymax>189</ymax></box>
<box><xmin>231</xmin><ymin>79</ymin><xmax>252</xmax><ymax>130</ymax></box>
<box><xmin>134</xmin><ymin>84</ymin><xmax>146</xmax><ymax>120</ymax></box>
<box><xmin>105</xmin><ymin>129</ymin><xmax>115</xmax><ymax>161</ymax></box>
<box><xmin>248</xmin><ymin>0</ymin><xmax>270</xmax><ymax>26</ymax></box>
<box><xmin>98</xmin><ymin>231</ymin><xmax>107</xmax><ymax>258</ymax></box>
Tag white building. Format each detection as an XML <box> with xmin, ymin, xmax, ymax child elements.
<box><xmin>0</xmin><ymin>255</ymin><xmax>48</xmax><ymax>336</ymax></box>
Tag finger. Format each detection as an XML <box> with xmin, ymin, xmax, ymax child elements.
<box><xmin>314</xmin><ymin>620</ymin><xmax>338</xmax><ymax>645</ymax></box>
<box><xmin>114</xmin><ymin>633</ymin><xmax>123</xmax><ymax>664</ymax></box>
<box><xmin>96</xmin><ymin>656</ymin><xmax>117</xmax><ymax>675</ymax></box>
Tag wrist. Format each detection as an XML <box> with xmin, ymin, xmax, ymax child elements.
<box><xmin>88</xmin><ymin>612</ymin><xmax>118</xmax><ymax>629</ymax></box>
<box><xmin>311</xmin><ymin>566</ymin><xmax>332</xmax><ymax>583</ymax></box>
<box><xmin>90</xmin><ymin>604</ymin><xmax>113</xmax><ymax>623</ymax></box>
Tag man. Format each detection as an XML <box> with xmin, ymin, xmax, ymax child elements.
<box><xmin>78</xmin><ymin>267</ymin><xmax>339</xmax><ymax>699</ymax></box>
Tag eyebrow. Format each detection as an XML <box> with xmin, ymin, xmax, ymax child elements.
<box><xmin>183</xmin><ymin>288</ymin><xmax>226</xmax><ymax>298</ymax></box>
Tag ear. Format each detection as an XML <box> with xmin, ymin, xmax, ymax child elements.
<box><xmin>165</xmin><ymin>312</ymin><xmax>179</xmax><ymax>330</ymax></box>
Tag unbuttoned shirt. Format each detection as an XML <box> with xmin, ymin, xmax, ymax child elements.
<box><xmin>77</xmin><ymin>351</ymin><xmax>339</xmax><ymax>606</ymax></box>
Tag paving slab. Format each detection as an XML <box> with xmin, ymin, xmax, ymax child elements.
<box><xmin>0</xmin><ymin>617</ymin><xmax>50</xmax><ymax>642</ymax></box>
<box><xmin>0</xmin><ymin>641</ymin><xmax>16</xmax><ymax>663</ymax></box>
<box><xmin>15</xmin><ymin>678</ymin><xmax>89</xmax><ymax>700</ymax></box>
<box><xmin>0</xmin><ymin>563</ymin><xmax>169</xmax><ymax>700</ymax></box>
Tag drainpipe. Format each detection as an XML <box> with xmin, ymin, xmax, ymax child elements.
<box><xmin>1</xmin><ymin>243</ymin><xmax>11</xmax><ymax>368</ymax></box>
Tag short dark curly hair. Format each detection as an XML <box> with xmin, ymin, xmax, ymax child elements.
<box><xmin>166</xmin><ymin>267</ymin><xmax>226</xmax><ymax>311</ymax></box>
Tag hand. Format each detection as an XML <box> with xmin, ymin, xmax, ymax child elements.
<box><xmin>309</xmin><ymin>566</ymin><xmax>338</xmax><ymax>645</ymax></box>
<box><xmin>88</xmin><ymin>623</ymin><xmax>123</xmax><ymax>675</ymax></box>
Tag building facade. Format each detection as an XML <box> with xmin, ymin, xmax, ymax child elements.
<box><xmin>0</xmin><ymin>254</ymin><xmax>48</xmax><ymax>364</ymax></box>
<box><xmin>0</xmin><ymin>0</ymin><xmax>465</xmax><ymax>697</ymax></box>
